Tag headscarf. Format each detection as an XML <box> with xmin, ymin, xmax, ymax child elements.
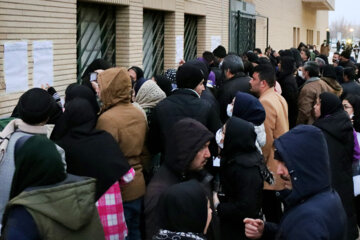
<box><xmin>233</xmin><ymin>92</ymin><xmax>266</xmax><ymax>126</ymax></box>
<box><xmin>319</xmin><ymin>92</ymin><xmax>343</xmax><ymax>118</ymax></box>
<box><xmin>81</xmin><ymin>59</ymin><xmax>112</xmax><ymax>93</ymax></box>
<box><xmin>153</xmin><ymin>75</ymin><xmax>173</xmax><ymax>97</ymax></box>
<box><xmin>65</xmin><ymin>84</ymin><xmax>100</xmax><ymax>114</ymax></box>
<box><xmin>345</xmin><ymin>94</ymin><xmax>360</xmax><ymax>132</ymax></box>
<box><xmin>165</xmin><ymin>69</ymin><xmax>177</xmax><ymax>84</ymax></box>
<box><xmin>55</xmin><ymin>98</ymin><xmax>130</xmax><ymax>200</ymax></box>
<box><xmin>135</xmin><ymin>80</ymin><xmax>166</xmax><ymax>109</ymax></box>
<box><xmin>10</xmin><ymin>135</ymin><xmax>66</xmax><ymax>199</ymax></box>
<box><xmin>157</xmin><ymin>180</ymin><xmax>208</xmax><ymax>234</ymax></box>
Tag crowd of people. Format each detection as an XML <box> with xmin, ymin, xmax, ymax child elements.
<box><xmin>0</xmin><ymin>41</ymin><xmax>360</xmax><ymax>240</ymax></box>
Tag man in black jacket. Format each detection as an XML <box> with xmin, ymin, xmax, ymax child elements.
<box><xmin>148</xmin><ymin>62</ymin><xmax>222</xmax><ymax>156</ymax></box>
<box><xmin>217</xmin><ymin>54</ymin><xmax>251</xmax><ymax>123</ymax></box>
<box><xmin>244</xmin><ymin>125</ymin><xmax>347</xmax><ymax>239</ymax></box>
<box><xmin>342</xmin><ymin>67</ymin><xmax>360</xmax><ymax>98</ymax></box>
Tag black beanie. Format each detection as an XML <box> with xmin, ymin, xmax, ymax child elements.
<box><xmin>18</xmin><ymin>88</ymin><xmax>55</xmax><ymax>124</ymax></box>
<box><xmin>321</xmin><ymin>65</ymin><xmax>337</xmax><ymax>79</ymax></box>
<box><xmin>176</xmin><ymin>62</ymin><xmax>204</xmax><ymax>89</ymax></box>
<box><xmin>213</xmin><ymin>45</ymin><xmax>226</xmax><ymax>58</ymax></box>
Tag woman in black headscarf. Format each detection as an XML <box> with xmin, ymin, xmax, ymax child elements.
<box><xmin>50</xmin><ymin>84</ymin><xmax>100</xmax><ymax>141</ymax></box>
<box><xmin>81</xmin><ymin>59</ymin><xmax>112</xmax><ymax>93</ymax></box>
<box><xmin>153</xmin><ymin>180</ymin><xmax>212</xmax><ymax>240</ymax></box>
<box><xmin>313</xmin><ymin>92</ymin><xmax>358</xmax><ymax>240</ymax></box>
<box><xmin>214</xmin><ymin>117</ymin><xmax>264</xmax><ymax>239</ymax></box>
<box><xmin>153</xmin><ymin>75</ymin><xmax>173</xmax><ymax>97</ymax></box>
<box><xmin>55</xmin><ymin>98</ymin><xmax>130</xmax><ymax>200</ymax></box>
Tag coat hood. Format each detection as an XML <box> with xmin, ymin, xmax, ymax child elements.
<box><xmin>233</xmin><ymin>92</ymin><xmax>266</xmax><ymax>126</ymax></box>
<box><xmin>222</xmin><ymin>117</ymin><xmax>257</xmax><ymax>160</ymax></box>
<box><xmin>9</xmin><ymin>175</ymin><xmax>97</xmax><ymax>231</ymax></box>
<box><xmin>274</xmin><ymin>125</ymin><xmax>331</xmax><ymax>206</ymax></box>
<box><xmin>98</xmin><ymin>67</ymin><xmax>131</xmax><ymax>111</ymax></box>
<box><xmin>164</xmin><ymin>118</ymin><xmax>213</xmax><ymax>176</ymax></box>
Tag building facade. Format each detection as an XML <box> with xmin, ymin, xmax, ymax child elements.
<box><xmin>0</xmin><ymin>0</ymin><xmax>333</xmax><ymax>117</ymax></box>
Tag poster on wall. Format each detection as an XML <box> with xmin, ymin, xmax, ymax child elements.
<box><xmin>211</xmin><ymin>36</ymin><xmax>221</xmax><ymax>52</ymax></box>
<box><xmin>176</xmin><ymin>35</ymin><xmax>184</xmax><ymax>64</ymax></box>
<box><xmin>4</xmin><ymin>41</ymin><xmax>28</xmax><ymax>93</ymax></box>
<box><xmin>33</xmin><ymin>41</ymin><xmax>54</xmax><ymax>88</ymax></box>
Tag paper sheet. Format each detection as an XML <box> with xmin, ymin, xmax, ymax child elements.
<box><xmin>211</xmin><ymin>36</ymin><xmax>221</xmax><ymax>52</ymax></box>
<box><xmin>33</xmin><ymin>41</ymin><xmax>54</xmax><ymax>88</ymax></box>
<box><xmin>4</xmin><ymin>41</ymin><xmax>28</xmax><ymax>93</ymax></box>
<box><xmin>176</xmin><ymin>35</ymin><xmax>184</xmax><ymax>64</ymax></box>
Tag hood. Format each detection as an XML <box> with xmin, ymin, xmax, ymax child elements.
<box><xmin>9</xmin><ymin>175</ymin><xmax>97</xmax><ymax>231</ymax></box>
<box><xmin>222</xmin><ymin>117</ymin><xmax>257</xmax><ymax>160</ymax></box>
<box><xmin>164</xmin><ymin>118</ymin><xmax>213</xmax><ymax>176</ymax></box>
<box><xmin>314</xmin><ymin>110</ymin><xmax>353</xmax><ymax>144</ymax></box>
<box><xmin>274</xmin><ymin>125</ymin><xmax>331</xmax><ymax>206</ymax></box>
<box><xmin>233</xmin><ymin>92</ymin><xmax>266</xmax><ymax>126</ymax></box>
<box><xmin>98</xmin><ymin>67</ymin><xmax>131</xmax><ymax>111</ymax></box>
<box><xmin>320</xmin><ymin>77</ymin><xmax>343</xmax><ymax>95</ymax></box>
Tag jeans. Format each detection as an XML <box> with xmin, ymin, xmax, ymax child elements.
<box><xmin>124</xmin><ymin>197</ymin><xmax>142</xmax><ymax>240</ymax></box>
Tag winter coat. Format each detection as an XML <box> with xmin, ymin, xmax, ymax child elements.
<box><xmin>277</xmin><ymin>73</ymin><xmax>298</xmax><ymax>129</ymax></box>
<box><xmin>2</xmin><ymin>175</ymin><xmax>104</xmax><ymax>240</ymax></box>
<box><xmin>314</xmin><ymin>110</ymin><xmax>358</xmax><ymax>239</ymax></box>
<box><xmin>218</xmin><ymin>117</ymin><xmax>264</xmax><ymax>239</ymax></box>
<box><xmin>265</xmin><ymin>125</ymin><xmax>347</xmax><ymax>240</ymax></box>
<box><xmin>341</xmin><ymin>80</ymin><xmax>360</xmax><ymax>98</ymax></box>
<box><xmin>297</xmin><ymin>77</ymin><xmax>333</xmax><ymax>125</ymax></box>
<box><xmin>148</xmin><ymin>88</ymin><xmax>221</xmax><ymax>156</ymax></box>
<box><xmin>217</xmin><ymin>73</ymin><xmax>251</xmax><ymax>123</ymax></box>
<box><xmin>145</xmin><ymin>119</ymin><xmax>214</xmax><ymax>240</ymax></box>
<box><xmin>321</xmin><ymin>76</ymin><xmax>343</xmax><ymax>97</ymax></box>
<box><xmin>259</xmin><ymin>88</ymin><xmax>288</xmax><ymax>190</ymax></box>
<box><xmin>96</xmin><ymin>67</ymin><xmax>148</xmax><ymax>202</ymax></box>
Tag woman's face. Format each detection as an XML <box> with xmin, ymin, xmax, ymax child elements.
<box><xmin>342</xmin><ymin>99</ymin><xmax>354</xmax><ymax>117</ymax></box>
<box><xmin>128</xmin><ymin>69</ymin><xmax>137</xmax><ymax>82</ymax></box>
<box><xmin>314</xmin><ymin>97</ymin><xmax>321</xmax><ymax>119</ymax></box>
<box><xmin>203</xmin><ymin>200</ymin><xmax>212</xmax><ymax>234</ymax></box>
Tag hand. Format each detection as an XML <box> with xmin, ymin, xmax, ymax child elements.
<box><xmin>244</xmin><ymin>218</ymin><xmax>264</xmax><ymax>239</ymax></box>
<box><xmin>178</xmin><ymin>59</ymin><xmax>185</xmax><ymax>66</ymax></box>
<box><xmin>91</xmin><ymin>81</ymin><xmax>100</xmax><ymax>97</ymax></box>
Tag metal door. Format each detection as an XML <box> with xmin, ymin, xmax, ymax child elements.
<box><xmin>184</xmin><ymin>14</ymin><xmax>198</xmax><ymax>61</ymax></box>
<box><xmin>76</xmin><ymin>3</ymin><xmax>116</xmax><ymax>83</ymax></box>
<box><xmin>143</xmin><ymin>10</ymin><xmax>164</xmax><ymax>79</ymax></box>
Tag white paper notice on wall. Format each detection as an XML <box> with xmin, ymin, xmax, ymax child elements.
<box><xmin>33</xmin><ymin>41</ymin><xmax>53</xmax><ymax>88</ymax></box>
<box><xmin>176</xmin><ymin>35</ymin><xmax>184</xmax><ymax>64</ymax></box>
<box><xmin>4</xmin><ymin>41</ymin><xmax>28</xmax><ymax>93</ymax></box>
<box><xmin>211</xmin><ymin>36</ymin><xmax>221</xmax><ymax>52</ymax></box>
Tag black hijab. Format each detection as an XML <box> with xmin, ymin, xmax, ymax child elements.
<box><xmin>154</xmin><ymin>75</ymin><xmax>173</xmax><ymax>97</ymax></box>
<box><xmin>55</xmin><ymin>98</ymin><xmax>130</xmax><ymax>200</ymax></box>
<box><xmin>319</xmin><ymin>92</ymin><xmax>343</xmax><ymax>118</ymax></box>
<box><xmin>81</xmin><ymin>59</ymin><xmax>112</xmax><ymax>93</ymax></box>
<box><xmin>157</xmin><ymin>179</ymin><xmax>208</xmax><ymax>234</ymax></box>
<box><xmin>11</xmin><ymin>135</ymin><xmax>66</xmax><ymax>199</ymax></box>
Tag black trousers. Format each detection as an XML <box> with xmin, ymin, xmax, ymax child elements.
<box><xmin>262</xmin><ymin>190</ymin><xmax>283</xmax><ymax>224</ymax></box>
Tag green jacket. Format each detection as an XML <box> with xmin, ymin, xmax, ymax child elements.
<box><xmin>6</xmin><ymin>175</ymin><xmax>105</xmax><ymax>240</ymax></box>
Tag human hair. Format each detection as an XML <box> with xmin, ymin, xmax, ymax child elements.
<box><xmin>221</xmin><ymin>54</ymin><xmax>244</xmax><ymax>74</ymax></box>
<box><xmin>280</xmin><ymin>56</ymin><xmax>296</xmax><ymax>76</ymax></box>
<box><xmin>343</xmin><ymin>67</ymin><xmax>356</xmax><ymax>81</ymax></box>
<box><xmin>254</xmin><ymin>48</ymin><xmax>262</xmax><ymax>54</ymax></box>
<box><xmin>202</xmin><ymin>51</ymin><xmax>215</xmax><ymax>64</ymax></box>
<box><xmin>304</xmin><ymin>61</ymin><xmax>320</xmax><ymax>78</ymax></box>
<box><xmin>301</xmin><ymin>49</ymin><xmax>310</xmax><ymax>59</ymax></box>
<box><xmin>253</xmin><ymin>64</ymin><xmax>275</xmax><ymax>87</ymax></box>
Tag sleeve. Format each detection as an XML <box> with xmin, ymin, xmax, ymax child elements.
<box><xmin>296</xmin><ymin>86</ymin><xmax>316</xmax><ymax>125</ymax></box>
<box><xmin>2</xmin><ymin>206</ymin><xmax>41</xmax><ymax>240</ymax></box>
<box><xmin>260</xmin><ymin>99</ymin><xmax>276</xmax><ymax>163</ymax></box>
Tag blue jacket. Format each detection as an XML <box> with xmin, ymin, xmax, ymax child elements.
<box><xmin>263</xmin><ymin>125</ymin><xmax>347</xmax><ymax>240</ymax></box>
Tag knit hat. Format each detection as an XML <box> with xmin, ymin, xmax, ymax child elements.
<box><xmin>213</xmin><ymin>45</ymin><xmax>226</xmax><ymax>58</ymax></box>
<box><xmin>18</xmin><ymin>88</ymin><xmax>55</xmax><ymax>124</ymax></box>
<box><xmin>176</xmin><ymin>62</ymin><xmax>205</xmax><ymax>89</ymax></box>
<box><xmin>341</xmin><ymin>50</ymin><xmax>351</xmax><ymax>59</ymax></box>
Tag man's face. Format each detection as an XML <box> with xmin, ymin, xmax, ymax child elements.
<box><xmin>189</xmin><ymin>141</ymin><xmax>211</xmax><ymax>171</ymax></box>
<box><xmin>300</xmin><ymin>50</ymin><xmax>308</xmax><ymax>61</ymax></box>
<box><xmin>276</xmin><ymin>160</ymin><xmax>292</xmax><ymax>190</ymax></box>
<box><xmin>194</xmin><ymin>80</ymin><xmax>205</xmax><ymax>96</ymax></box>
<box><xmin>249</xmin><ymin>72</ymin><xmax>262</xmax><ymax>96</ymax></box>
<box><xmin>333</xmin><ymin>54</ymin><xmax>340</xmax><ymax>63</ymax></box>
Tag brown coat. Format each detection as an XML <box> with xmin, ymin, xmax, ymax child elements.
<box><xmin>96</xmin><ymin>67</ymin><xmax>148</xmax><ymax>202</ymax></box>
<box><xmin>260</xmin><ymin>88</ymin><xmax>289</xmax><ymax>190</ymax></box>
<box><xmin>297</xmin><ymin>78</ymin><xmax>333</xmax><ymax>125</ymax></box>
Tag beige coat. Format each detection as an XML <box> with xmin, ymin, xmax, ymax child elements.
<box><xmin>96</xmin><ymin>67</ymin><xmax>148</xmax><ymax>202</ymax></box>
<box><xmin>297</xmin><ymin>78</ymin><xmax>333</xmax><ymax>125</ymax></box>
<box><xmin>260</xmin><ymin>88</ymin><xmax>289</xmax><ymax>190</ymax></box>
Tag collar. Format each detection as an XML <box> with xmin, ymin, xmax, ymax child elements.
<box><xmin>305</xmin><ymin>76</ymin><xmax>320</xmax><ymax>84</ymax></box>
<box><xmin>175</xmin><ymin>88</ymin><xmax>200</xmax><ymax>98</ymax></box>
